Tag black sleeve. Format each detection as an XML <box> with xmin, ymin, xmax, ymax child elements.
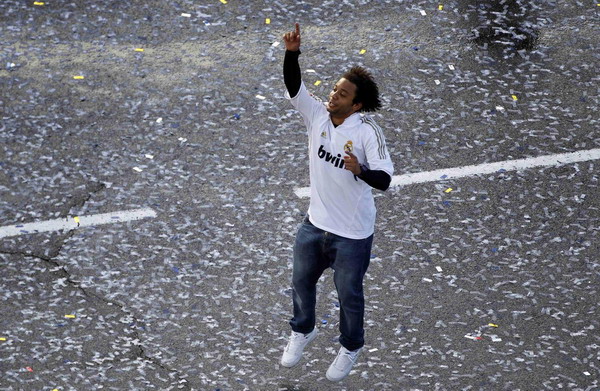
<box><xmin>356</xmin><ymin>168</ymin><xmax>392</xmax><ymax>191</ymax></box>
<box><xmin>283</xmin><ymin>50</ymin><xmax>302</xmax><ymax>98</ymax></box>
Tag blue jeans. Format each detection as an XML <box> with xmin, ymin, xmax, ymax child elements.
<box><xmin>290</xmin><ymin>216</ymin><xmax>373</xmax><ymax>351</ymax></box>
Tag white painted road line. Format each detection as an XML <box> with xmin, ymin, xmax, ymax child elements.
<box><xmin>294</xmin><ymin>148</ymin><xmax>600</xmax><ymax>198</ymax></box>
<box><xmin>0</xmin><ymin>208</ymin><xmax>157</xmax><ymax>239</ymax></box>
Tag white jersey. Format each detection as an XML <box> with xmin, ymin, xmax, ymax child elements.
<box><xmin>286</xmin><ymin>82</ymin><xmax>394</xmax><ymax>239</ymax></box>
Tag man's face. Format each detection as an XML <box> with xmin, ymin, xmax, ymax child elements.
<box><xmin>327</xmin><ymin>78</ymin><xmax>362</xmax><ymax>117</ymax></box>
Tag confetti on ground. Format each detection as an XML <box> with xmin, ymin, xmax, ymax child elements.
<box><xmin>26</xmin><ymin>367</ymin><xmax>33</xmax><ymax>372</ymax></box>
<box><xmin>420</xmin><ymin>10</ymin><xmax>427</xmax><ymax>15</ymax></box>
<box><xmin>73</xmin><ymin>216</ymin><xmax>80</xmax><ymax>224</ymax></box>
<box><xmin>1</xmin><ymin>1</ymin><xmax>597</xmax><ymax>389</ymax></box>
<box><xmin>134</xmin><ymin>48</ymin><xmax>144</xmax><ymax>52</ymax></box>
<box><xmin>444</xmin><ymin>188</ymin><xmax>453</xmax><ymax>193</ymax></box>
<box><xmin>220</xmin><ymin>0</ymin><xmax>227</xmax><ymax>4</ymax></box>
<box><xmin>265</xmin><ymin>18</ymin><xmax>271</xmax><ymax>24</ymax></box>
<box><xmin>439</xmin><ymin>4</ymin><xmax>443</xmax><ymax>10</ymax></box>
<box><xmin>181</xmin><ymin>13</ymin><xmax>191</xmax><ymax>18</ymax></box>
<box><xmin>434</xmin><ymin>79</ymin><xmax>441</xmax><ymax>85</ymax></box>
<box><xmin>314</xmin><ymin>80</ymin><xmax>321</xmax><ymax>86</ymax></box>
<box><xmin>73</xmin><ymin>76</ymin><xmax>84</xmax><ymax>79</ymax></box>
<box><xmin>512</xmin><ymin>94</ymin><xmax>518</xmax><ymax>101</ymax></box>
<box><xmin>145</xmin><ymin>154</ymin><xmax>154</xmax><ymax>159</ymax></box>
<box><xmin>0</xmin><ymin>337</ymin><xmax>6</xmax><ymax>341</ymax></box>
<box><xmin>33</xmin><ymin>1</ymin><xmax>44</xmax><ymax>5</ymax></box>
<box><xmin>488</xmin><ymin>323</ymin><xmax>499</xmax><ymax>328</ymax></box>
<box><xmin>133</xmin><ymin>167</ymin><xmax>143</xmax><ymax>172</ymax></box>
<box><xmin>255</xmin><ymin>94</ymin><xmax>266</xmax><ymax>100</ymax></box>
<box><xmin>359</xmin><ymin>49</ymin><xmax>367</xmax><ymax>55</ymax></box>
<box><xmin>65</xmin><ymin>314</ymin><xmax>76</xmax><ymax>318</ymax></box>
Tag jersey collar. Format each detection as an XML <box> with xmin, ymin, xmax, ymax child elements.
<box><xmin>331</xmin><ymin>112</ymin><xmax>362</xmax><ymax>128</ymax></box>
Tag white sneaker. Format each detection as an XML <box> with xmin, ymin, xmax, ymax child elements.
<box><xmin>326</xmin><ymin>346</ymin><xmax>362</xmax><ymax>382</ymax></box>
<box><xmin>280</xmin><ymin>329</ymin><xmax>318</xmax><ymax>367</ymax></box>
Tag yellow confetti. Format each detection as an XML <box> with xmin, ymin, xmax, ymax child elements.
<box><xmin>438</xmin><ymin>4</ymin><xmax>443</xmax><ymax>10</ymax></box>
<box><xmin>359</xmin><ymin>49</ymin><xmax>367</xmax><ymax>55</ymax></box>
<box><xmin>489</xmin><ymin>323</ymin><xmax>499</xmax><ymax>328</ymax></box>
<box><xmin>444</xmin><ymin>188</ymin><xmax>453</xmax><ymax>193</ymax></box>
<box><xmin>73</xmin><ymin>76</ymin><xmax>84</xmax><ymax>80</ymax></box>
<box><xmin>314</xmin><ymin>80</ymin><xmax>321</xmax><ymax>86</ymax></box>
<box><xmin>265</xmin><ymin>18</ymin><xmax>271</xmax><ymax>24</ymax></box>
<box><xmin>512</xmin><ymin>94</ymin><xmax>518</xmax><ymax>101</ymax></box>
<box><xmin>74</xmin><ymin>216</ymin><xmax>80</xmax><ymax>223</ymax></box>
<box><xmin>65</xmin><ymin>314</ymin><xmax>76</xmax><ymax>319</ymax></box>
<box><xmin>220</xmin><ymin>0</ymin><xmax>227</xmax><ymax>3</ymax></box>
<box><xmin>52</xmin><ymin>389</ymin><xmax>60</xmax><ymax>391</ymax></box>
<box><xmin>0</xmin><ymin>337</ymin><xmax>7</xmax><ymax>341</ymax></box>
<box><xmin>33</xmin><ymin>1</ymin><xmax>45</xmax><ymax>5</ymax></box>
<box><xmin>134</xmin><ymin>48</ymin><xmax>144</xmax><ymax>52</ymax></box>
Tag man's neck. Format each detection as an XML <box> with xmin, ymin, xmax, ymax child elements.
<box><xmin>330</xmin><ymin>112</ymin><xmax>355</xmax><ymax>127</ymax></box>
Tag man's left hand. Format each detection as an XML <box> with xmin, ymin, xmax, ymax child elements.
<box><xmin>344</xmin><ymin>152</ymin><xmax>361</xmax><ymax>176</ymax></box>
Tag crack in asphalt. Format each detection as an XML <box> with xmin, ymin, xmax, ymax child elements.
<box><xmin>1</xmin><ymin>183</ymin><xmax>191</xmax><ymax>389</ymax></box>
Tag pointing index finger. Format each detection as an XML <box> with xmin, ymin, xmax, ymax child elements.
<box><xmin>295</xmin><ymin>22</ymin><xmax>300</xmax><ymax>36</ymax></box>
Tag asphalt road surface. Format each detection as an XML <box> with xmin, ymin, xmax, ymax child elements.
<box><xmin>1</xmin><ymin>0</ymin><xmax>599</xmax><ymax>390</ymax></box>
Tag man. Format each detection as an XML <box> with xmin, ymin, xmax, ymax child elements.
<box><xmin>280</xmin><ymin>23</ymin><xmax>394</xmax><ymax>382</ymax></box>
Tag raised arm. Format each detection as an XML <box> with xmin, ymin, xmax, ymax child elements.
<box><xmin>283</xmin><ymin>23</ymin><xmax>302</xmax><ymax>97</ymax></box>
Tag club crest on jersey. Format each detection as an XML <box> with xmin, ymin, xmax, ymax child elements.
<box><xmin>318</xmin><ymin>145</ymin><xmax>345</xmax><ymax>169</ymax></box>
<box><xmin>344</xmin><ymin>140</ymin><xmax>354</xmax><ymax>154</ymax></box>
<box><xmin>321</xmin><ymin>131</ymin><xmax>327</xmax><ymax>138</ymax></box>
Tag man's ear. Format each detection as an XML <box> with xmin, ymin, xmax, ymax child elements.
<box><xmin>352</xmin><ymin>101</ymin><xmax>363</xmax><ymax>113</ymax></box>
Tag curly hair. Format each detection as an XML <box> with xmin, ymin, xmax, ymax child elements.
<box><xmin>342</xmin><ymin>66</ymin><xmax>382</xmax><ymax>112</ymax></box>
